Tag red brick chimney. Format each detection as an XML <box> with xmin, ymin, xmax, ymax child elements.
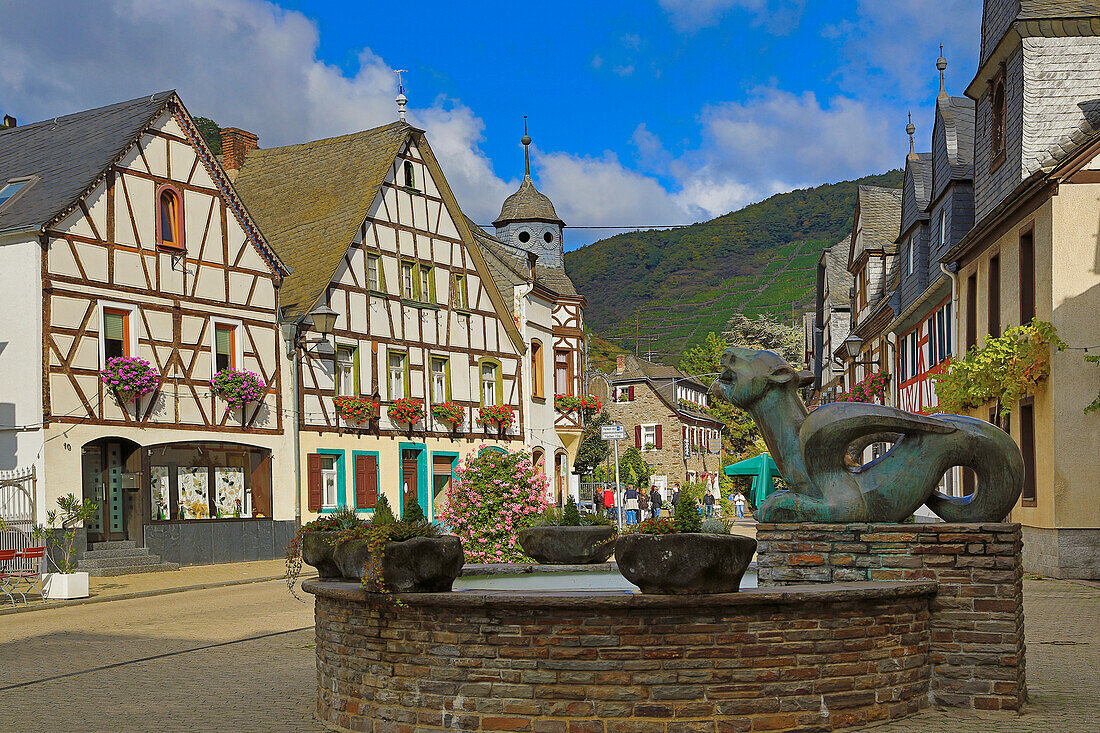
<box><xmin>616</xmin><ymin>355</ymin><xmax>626</xmax><ymax>375</ymax></box>
<box><xmin>220</xmin><ymin>127</ymin><xmax>259</xmax><ymax>172</ymax></box>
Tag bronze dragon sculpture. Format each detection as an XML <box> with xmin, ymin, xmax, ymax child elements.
<box><xmin>711</xmin><ymin>347</ymin><xmax>1024</xmax><ymax>523</ymax></box>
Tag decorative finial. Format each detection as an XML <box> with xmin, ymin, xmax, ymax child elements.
<box><xmin>395</xmin><ymin>69</ymin><xmax>408</xmax><ymax>122</ymax></box>
<box><xmin>937</xmin><ymin>45</ymin><xmax>948</xmax><ymax>98</ymax></box>
<box><xmin>521</xmin><ymin>116</ymin><xmax>532</xmax><ymax>178</ymax></box>
<box><xmin>906</xmin><ymin>112</ymin><xmax>918</xmax><ymax>161</ymax></box>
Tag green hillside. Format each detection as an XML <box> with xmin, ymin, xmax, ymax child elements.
<box><xmin>564</xmin><ymin>171</ymin><xmax>903</xmax><ymax>361</ymax></box>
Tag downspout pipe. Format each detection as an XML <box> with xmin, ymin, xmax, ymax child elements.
<box><xmin>940</xmin><ymin>262</ymin><xmax>960</xmax><ymax>357</ymax></box>
<box><xmin>281</xmin><ymin>320</ymin><xmax>303</xmax><ymax>527</ymax></box>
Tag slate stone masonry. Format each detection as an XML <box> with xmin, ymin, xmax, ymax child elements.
<box><xmin>306</xmin><ymin>580</ymin><xmax>935</xmax><ymax>733</ymax></box>
<box><xmin>756</xmin><ymin>522</ymin><xmax>1026</xmax><ymax>712</ymax></box>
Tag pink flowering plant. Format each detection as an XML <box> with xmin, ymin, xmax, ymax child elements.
<box><xmin>210</xmin><ymin>368</ymin><xmax>266</xmax><ymax>412</ymax></box>
<box><xmin>834</xmin><ymin>371</ymin><xmax>890</xmax><ymax>404</ymax></box>
<box><xmin>438</xmin><ymin>447</ymin><xmax>550</xmax><ymax>563</ymax></box>
<box><xmin>101</xmin><ymin>356</ymin><xmax>160</xmax><ymax>402</ymax></box>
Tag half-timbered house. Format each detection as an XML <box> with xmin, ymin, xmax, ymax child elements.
<box><xmin>230</xmin><ymin>121</ymin><xmax>527</xmax><ymax>523</ymax></box>
<box><xmin>810</xmin><ymin>235</ymin><xmax>853</xmax><ymax>402</ymax></box>
<box><xmin>0</xmin><ymin>92</ymin><xmax>293</xmax><ymax>570</ymax></box>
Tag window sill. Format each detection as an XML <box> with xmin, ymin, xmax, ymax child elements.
<box><xmin>1020</xmin><ymin>499</ymin><xmax>1036</xmax><ymax>508</ymax></box>
<box><xmin>453</xmin><ymin>306</ymin><xmax>472</xmax><ymax>315</ymax></box>
<box><xmin>401</xmin><ymin>186</ymin><xmax>421</xmax><ymax>195</ymax></box>
<box><xmin>157</xmin><ymin>243</ymin><xmax>186</xmax><ymax>254</ymax></box>
<box><xmin>532</xmin><ymin>396</ymin><xmax>547</xmax><ymax>403</ymax></box>
<box><xmin>401</xmin><ymin>299</ymin><xmax>440</xmax><ymax>310</ymax></box>
<box><xmin>368</xmin><ymin>289</ymin><xmax>388</xmax><ymax>297</ymax></box>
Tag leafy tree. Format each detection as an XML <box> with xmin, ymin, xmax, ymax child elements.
<box><xmin>722</xmin><ymin>313</ymin><xmax>804</xmax><ymax>366</ymax></box>
<box><xmin>193</xmin><ymin>116</ymin><xmax>222</xmax><ymax>155</ymax></box>
<box><xmin>575</xmin><ymin>411</ymin><xmax>611</xmax><ymax>476</ymax></box>
<box><xmin>618</xmin><ymin>446</ymin><xmax>651</xmax><ymax>489</ymax></box>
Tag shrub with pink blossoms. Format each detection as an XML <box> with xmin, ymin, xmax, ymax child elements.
<box><xmin>438</xmin><ymin>446</ymin><xmax>550</xmax><ymax>563</ymax></box>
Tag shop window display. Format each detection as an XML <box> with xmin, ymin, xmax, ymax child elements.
<box><xmin>147</xmin><ymin>442</ymin><xmax>272</xmax><ymax>521</ymax></box>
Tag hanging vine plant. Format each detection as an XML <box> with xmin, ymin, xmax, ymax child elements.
<box><xmin>932</xmin><ymin>318</ymin><xmax>1064</xmax><ymax>417</ymax></box>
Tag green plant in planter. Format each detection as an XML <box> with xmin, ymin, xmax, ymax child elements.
<box><xmin>284</xmin><ymin>506</ymin><xmax>366</xmax><ymax>598</ymax></box>
<box><xmin>525</xmin><ymin>495</ymin><xmax>614</xmax><ymax>529</ymax></box>
<box><xmin>331</xmin><ymin>512</ymin><xmax>444</xmax><ymax>604</ymax></box>
<box><xmin>373</xmin><ymin>495</ymin><xmax>396</xmax><ymax>525</ymax></box>
<box><xmin>33</xmin><ymin>493</ymin><xmax>100</xmax><ymax>574</ymax></box>
<box><xmin>403</xmin><ymin>497</ymin><xmax>427</xmax><ymax>523</ymax></box>
<box><xmin>562</xmin><ymin>496</ymin><xmax>581</xmax><ymax>525</ymax></box>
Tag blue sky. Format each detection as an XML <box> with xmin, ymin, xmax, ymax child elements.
<box><xmin>0</xmin><ymin>0</ymin><xmax>981</xmax><ymax>248</ymax></box>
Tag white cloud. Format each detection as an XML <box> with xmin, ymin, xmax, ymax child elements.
<box><xmin>0</xmin><ymin>0</ymin><xmax>513</xmax><ymax>223</ymax></box>
<box><xmin>659</xmin><ymin>0</ymin><xmax>807</xmax><ymax>33</ymax></box>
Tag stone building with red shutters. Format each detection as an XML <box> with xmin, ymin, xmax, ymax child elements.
<box><xmin>603</xmin><ymin>354</ymin><xmax>724</xmax><ymax>493</ymax></box>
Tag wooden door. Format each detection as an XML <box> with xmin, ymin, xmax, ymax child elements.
<box><xmin>401</xmin><ymin>449</ymin><xmax>420</xmax><ymax>519</ymax></box>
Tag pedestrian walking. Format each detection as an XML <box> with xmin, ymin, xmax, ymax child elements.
<box><xmin>624</xmin><ymin>486</ymin><xmax>639</xmax><ymax>525</ymax></box>
<box><xmin>703</xmin><ymin>490</ymin><xmax>715</xmax><ymax>518</ymax></box>
<box><xmin>670</xmin><ymin>483</ymin><xmax>681</xmax><ymax>508</ymax></box>
<box><xmin>603</xmin><ymin>487</ymin><xmax>617</xmax><ymax>522</ymax></box>
<box><xmin>650</xmin><ymin>486</ymin><xmax>663</xmax><ymax>518</ymax></box>
<box><xmin>734</xmin><ymin>492</ymin><xmax>746</xmax><ymax>520</ymax></box>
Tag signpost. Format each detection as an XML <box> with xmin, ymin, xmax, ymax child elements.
<box><xmin>601</xmin><ymin>424</ymin><xmax>626</xmax><ymax>529</ymax></box>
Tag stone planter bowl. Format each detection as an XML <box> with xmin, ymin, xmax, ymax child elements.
<box><xmin>517</xmin><ymin>525</ymin><xmax>617</xmax><ymax>564</ymax></box>
<box><xmin>300</xmin><ymin>531</ymin><xmax>341</xmax><ymax>579</ymax></box>
<box><xmin>333</xmin><ymin>535</ymin><xmax>465</xmax><ymax>592</ymax></box>
<box><xmin>616</xmin><ymin>533</ymin><xmax>757</xmax><ymax>594</ymax></box>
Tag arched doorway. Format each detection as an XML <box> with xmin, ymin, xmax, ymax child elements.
<box><xmin>81</xmin><ymin>437</ymin><xmax>143</xmax><ymax>543</ymax></box>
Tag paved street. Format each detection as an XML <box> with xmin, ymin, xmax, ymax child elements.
<box><xmin>1</xmin><ymin>575</ymin><xmax>1097</xmax><ymax>732</ymax></box>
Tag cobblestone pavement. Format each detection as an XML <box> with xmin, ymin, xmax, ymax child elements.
<box><xmin>0</xmin><ymin>578</ymin><xmax>318</xmax><ymax>733</ymax></box>
<box><xmin>1</xmin><ymin>573</ymin><xmax>1096</xmax><ymax>732</ymax></box>
<box><xmin>856</xmin><ymin>578</ymin><xmax>1100</xmax><ymax>732</ymax></box>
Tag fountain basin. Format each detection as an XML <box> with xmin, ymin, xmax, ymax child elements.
<box><xmin>304</xmin><ymin>578</ymin><xmax>935</xmax><ymax>732</ymax></box>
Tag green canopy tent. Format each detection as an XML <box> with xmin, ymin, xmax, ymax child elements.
<box><xmin>723</xmin><ymin>453</ymin><xmax>781</xmax><ymax>508</ymax></box>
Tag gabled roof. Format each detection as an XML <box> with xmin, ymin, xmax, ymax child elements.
<box><xmin>0</xmin><ymin>91</ymin><xmax>284</xmax><ymax>276</ymax></box>
<box><xmin>849</xmin><ymin>186</ymin><xmax>902</xmax><ymax>269</ymax></box>
<box><xmin>908</xmin><ymin>153</ymin><xmax>933</xmax><ymax>212</ymax></box>
<box><xmin>233</xmin><ymin>121</ymin><xmax>409</xmax><ymax>317</ymax></box>
<box><xmin>493</xmin><ymin>174</ymin><xmax>564</xmax><ymax>227</ymax></box>
<box><xmin>822</xmin><ymin>236</ymin><xmax>854</xmax><ymax>308</ymax></box>
<box><xmin>0</xmin><ymin>92</ymin><xmax>176</xmax><ymax>234</ymax></box>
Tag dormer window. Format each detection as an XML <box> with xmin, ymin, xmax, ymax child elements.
<box><xmin>157</xmin><ymin>185</ymin><xmax>184</xmax><ymax>250</ymax></box>
<box><xmin>403</xmin><ymin>160</ymin><xmax>416</xmax><ymax>189</ymax></box>
<box><xmin>0</xmin><ymin>177</ymin><xmax>34</xmax><ymax>212</ymax></box>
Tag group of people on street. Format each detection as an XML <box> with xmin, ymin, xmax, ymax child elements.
<box><xmin>598</xmin><ymin>483</ymin><xmax>750</xmax><ymax>525</ymax></box>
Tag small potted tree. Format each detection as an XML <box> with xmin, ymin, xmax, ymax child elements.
<box><xmin>616</xmin><ymin>497</ymin><xmax>756</xmax><ymax>594</ymax></box>
<box><xmin>34</xmin><ymin>493</ymin><xmax>99</xmax><ymax>600</ymax></box>
<box><xmin>518</xmin><ymin>496</ymin><xmax>617</xmax><ymax>564</ymax></box>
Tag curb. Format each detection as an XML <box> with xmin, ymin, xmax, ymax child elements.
<box><xmin>0</xmin><ymin>571</ymin><xmax>318</xmax><ymax>616</ymax></box>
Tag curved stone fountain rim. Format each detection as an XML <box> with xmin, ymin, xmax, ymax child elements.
<box><xmin>303</xmin><ymin>578</ymin><xmax>936</xmax><ymax>609</ymax></box>
<box><xmin>459</xmin><ymin>561</ymin><xmax>620</xmax><ymax>575</ymax></box>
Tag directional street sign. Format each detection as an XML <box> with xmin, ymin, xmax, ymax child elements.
<box><xmin>600</xmin><ymin>424</ymin><xmax>626</xmax><ymax>441</ymax></box>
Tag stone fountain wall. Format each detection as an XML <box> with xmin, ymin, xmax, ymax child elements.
<box><xmin>756</xmin><ymin>522</ymin><xmax>1026</xmax><ymax>712</ymax></box>
<box><xmin>307</xmin><ymin>581</ymin><xmax>935</xmax><ymax>732</ymax></box>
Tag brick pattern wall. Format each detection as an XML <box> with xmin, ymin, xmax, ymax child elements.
<box><xmin>606</xmin><ymin>382</ymin><xmax>721</xmax><ymax>484</ymax></box>
<box><xmin>311</xmin><ymin>584</ymin><xmax>935</xmax><ymax>732</ymax></box>
<box><xmin>756</xmin><ymin>522</ymin><xmax>1026</xmax><ymax>712</ymax></box>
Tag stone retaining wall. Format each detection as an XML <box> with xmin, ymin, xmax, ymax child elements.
<box><xmin>756</xmin><ymin>522</ymin><xmax>1026</xmax><ymax>711</ymax></box>
<box><xmin>307</xmin><ymin>581</ymin><xmax>935</xmax><ymax>732</ymax></box>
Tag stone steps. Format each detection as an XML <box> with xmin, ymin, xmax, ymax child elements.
<box><xmin>77</xmin><ymin>541</ymin><xmax>178</xmax><ymax>577</ymax></box>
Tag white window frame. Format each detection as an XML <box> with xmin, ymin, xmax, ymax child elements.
<box><xmin>320</xmin><ymin>455</ymin><xmax>338</xmax><ymax>509</ymax></box>
<box><xmin>208</xmin><ymin>317</ymin><xmax>244</xmax><ymax>377</ymax></box>
<box><xmin>640</xmin><ymin>424</ymin><xmax>658</xmax><ymax>452</ymax></box>
<box><xmin>367</xmin><ymin>254</ymin><xmax>382</xmax><ymax>292</ymax></box>
<box><xmin>939</xmin><ymin>209</ymin><xmax>947</xmax><ymax>249</ymax></box>
<box><xmin>430</xmin><ymin>356</ymin><xmax>449</xmax><ymax>405</ymax></box>
<box><xmin>336</xmin><ymin>343</ymin><xmax>358</xmax><ymax>397</ymax></box>
<box><xmin>402</xmin><ymin>261</ymin><xmax>417</xmax><ymax>300</ymax></box>
<box><xmin>388</xmin><ymin>351</ymin><xmax>407</xmax><ymax>401</ymax></box>
<box><xmin>481</xmin><ymin>362</ymin><xmax>498</xmax><ymax>405</ymax></box>
<box><xmin>97</xmin><ymin>301</ymin><xmax>139</xmax><ymax>369</ymax></box>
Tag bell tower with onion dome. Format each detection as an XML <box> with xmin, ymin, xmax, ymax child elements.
<box><xmin>493</xmin><ymin>118</ymin><xmax>565</xmax><ymax>267</ymax></box>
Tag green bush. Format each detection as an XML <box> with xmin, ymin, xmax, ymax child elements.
<box><xmin>674</xmin><ymin>495</ymin><xmax>702</xmax><ymax>533</ymax></box>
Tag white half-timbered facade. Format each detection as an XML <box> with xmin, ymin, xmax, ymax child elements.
<box><xmin>0</xmin><ymin>92</ymin><xmax>295</xmax><ymax>568</ymax></box>
<box><xmin>232</xmin><ymin>122</ymin><xmax>527</xmax><ymax>523</ymax></box>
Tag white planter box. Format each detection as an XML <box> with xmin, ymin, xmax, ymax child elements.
<box><xmin>44</xmin><ymin>572</ymin><xmax>90</xmax><ymax>600</ymax></box>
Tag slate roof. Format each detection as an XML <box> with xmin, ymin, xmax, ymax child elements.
<box><xmin>1019</xmin><ymin>0</ymin><xmax>1100</xmax><ymax>20</ymax></box>
<box><xmin>493</xmin><ymin>174</ymin><xmax>564</xmax><ymax>226</ymax></box>
<box><xmin>849</xmin><ymin>186</ymin><xmax>902</xmax><ymax>268</ymax></box>
<box><xmin>822</xmin><ymin>236</ymin><xmax>854</xmax><ymax>309</ymax></box>
<box><xmin>611</xmin><ymin>354</ymin><xmax>719</xmax><ymax>423</ymax></box>
<box><xmin>938</xmin><ymin>96</ymin><xmax>975</xmax><ymax>180</ymax></box>
<box><xmin>909</xmin><ymin>153</ymin><xmax>933</xmax><ymax>212</ymax></box>
<box><xmin>232</xmin><ymin>121</ymin><xmax>410</xmax><ymax>317</ymax></box>
<box><xmin>466</xmin><ymin>216</ymin><xmax>579</xmax><ymax>298</ymax></box>
<box><xmin>0</xmin><ymin>91</ymin><xmax>175</xmax><ymax>233</ymax></box>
